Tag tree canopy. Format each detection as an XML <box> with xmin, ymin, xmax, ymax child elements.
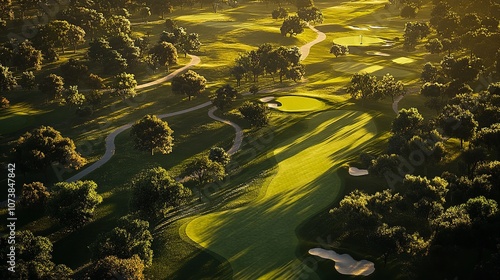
<box><xmin>130</xmin><ymin>115</ymin><xmax>174</xmax><ymax>156</ymax></box>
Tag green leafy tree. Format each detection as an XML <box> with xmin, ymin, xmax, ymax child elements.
<box><xmin>130</xmin><ymin>167</ymin><xmax>191</xmax><ymax>218</ymax></box>
<box><xmin>0</xmin><ymin>96</ymin><xmax>9</xmax><ymax>109</ymax></box>
<box><xmin>39</xmin><ymin>74</ymin><xmax>65</xmax><ymax>100</ymax></box>
<box><xmin>211</xmin><ymin>84</ymin><xmax>238</xmax><ymax>111</ymax></box>
<box><xmin>88</xmin><ymin>255</ymin><xmax>145</xmax><ymax>280</ymax></box>
<box><xmin>12</xmin><ymin>125</ymin><xmax>87</xmax><ymax>172</ymax></box>
<box><xmin>329</xmin><ymin>190</ymin><xmax>380</xmax><ymax>235</ymax></box>
<box><xmin>347</xmin><ymin>72</ymin><xmax>378</xmax><ymax>105</ymax></box>
<box><xmin>403</xmin><ymin>21</ymin><xmax>430</xmax><ymax>50</ymax></box>
<box><xmin>209</xmin><ymin>146</ymin><xmax>231</xmax><ymax>166</ymax></box>
<box><xmin>47</xmin><ymin>180</ymin><xmax>103</xmax><ymax>229</ymax></box>
<box><xmin>105</xmin><ymin>15</ymin><xmax>131</xmax><ymax>35</ymax></box>
<box><xmin>19</xmin><ymin>71</ymin><xmax>36</xmax><ymax>90</ymax></box>
<box><xmin>149</xmin><ymin>41</ymin><xmax>178</xmax><ymax>71</ymax></box>
<box><xmin>295</xmin><ymin>0</ymin><xmax>314</xmax><ymax>9</ymax></box>
<box><xmin>58</xmin><ymin>6</ymin><xmax>106</xmax><ymax>37</ymax></box>
<box><xmin>425</xmin><ymin>38</ymin><xmax>443</xmax><ymax>54</ymax></box>
<box><xmin>63</xmin><ymin>86</ymin><xmax>86</xmax><ymax>108</ymax></box>
<box><xmin>230</xmin><ymin>65</ymin><xmax>246</xmax><ymax>86</ymax></box>
<box><xmin>239</xmin><ymin>101</ymin><xmax>270</xmax><ymax>127</ymax></box>
<box><xmin>112</xmin><ymin>72</ymin><xmax>137</xmax><ymax>99</ymax></box>
<box><xmin>42</xmin><ymin>20</ymin><xmax>73</xmax><ymax>53</ymax></box>
<box><xmin>60</xmin><ymin>58</ymin><xmax>88</xmax><ymax>86</ymax></box>
<box><xmin>272</xmin><ymin>7</ymin><xmax>288</xmax><ymax>19</ymax></box>
<box><xmin>391</xmin><ymin>107</ymin><xmax>423</xmax><ymax>137</ymax></box>
<box><xmin>87</xmin><ymin>73</ymin><xmax>106</xmax><ymax>89</ymax></box>
<box><xmin>280</xmin><ymin>15</ymin><xmax>306</xmax><ymax>37</ymax></box>
<box><xmin>377</xmin><ymin>74</ymin><xmax>406</xmax><ymax>101</ymax></box>
<box><xmin>12</xmin><ymin>40</ymin><xmax>42</xmax><ymax>70</ymax></box>
<box><xmin>397</xmin><ymin>175</ymin><xmax>448</xmax><ymax>218</ymax></box>
<box><xmin>88</xmin><ymin>37</ymin><xmax>112</xmax><ymax>64</ymax></box>
<box><xmin>297</xmin><ymin>7</ymin><xmax>323</xmax><ymax>24</ymax></box>
<box><xmin>421</xmin><ymin>63</ymin><xmax>440</xmax><ymax>83</ymax></box>
<box><xmin>184</xmin><ymin>156</ymin><xmax>225</xmax><ymax>200</ymax></box>
<box><xmin>330</xmin><ymin>43</ymin><xmax>349</xmax><ymax>57</ymax></box>
<box><xmin>20</xmin><ymin>182</ymin><xmax>50</xmax><ymax>208</ymax></box>
<box><xmin>130</xmin><ymin>115</ymin><xmax>174</xmax><ymax>155</ymax></box>
<box><xmin>67</xmin><ymin>24</ymin><xmax>86</xmax><ymax>53</ymax></box>
<box><xmin>437</xmin><ymin>105</ymin><xmax>478</xmax><ymax>148</ymax></box>
<box><xmin>372</xmin><ymin>223</ymin><xmax>411</xmax><ymax>265</ymax></box>
<box><xmin>91</xmin><ymin>215</ymin><xmax>154</xmax><ymax>266</ymax></box>
<box><xmin>0</xmin><ymin>230</ymin><xmax>73</xmax><ymax>280</ymax></box>
<box><xmin>401</xmin><ymin>5</ymin><xmax>418</xmax><ymax>18</ymax></box>
<box><xmin>171</xmin><ymin>70</ymin><xmax>207</xmax><ymax>100</ymax></box>
<box><xmin>0</xmin><ymin>64</ymin><xmax>17</xmax><ymax>91</ymax></box>
<box><xmin>474</xmin><ymin>123</ymin><xmax>500</xmax><ymax>157</ymax></box>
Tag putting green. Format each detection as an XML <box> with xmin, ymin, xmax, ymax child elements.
<box><xmin>333</xmin><ymin>36</ymin><xmax>385</xmax><ymax>46</ymax></box>
<box><xmin>274</xmin><ymin>96</ymin><xmax>324</xmax><ymax>112</ymax></box>
<box><xmin>186</xmin><ymin>110</ymin><xmax>377</xmax><ymax>279</ymax></box>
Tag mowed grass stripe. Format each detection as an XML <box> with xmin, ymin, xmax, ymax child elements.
<box><xmin>185</xmin><ymin>109</ymin><xmax>377</xmax><ymax>279</ymax></box>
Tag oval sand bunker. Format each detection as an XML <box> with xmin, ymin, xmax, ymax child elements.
<box><xmin>274</xmin><ymin>96</ymin><xmax>324</xmax><ymax>112</ymax></box>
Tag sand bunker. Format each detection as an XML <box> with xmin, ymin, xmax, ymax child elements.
<box><xmin>369</xmin><ymin>25</ymin><xmax>388</xmax><ymax>29</ymax></box>
<box><xmin>259</xmin><ymin>96</ymin><xmax>275</xmax><ymax>102</ymax></box>
<box><xmin>309</xmin><ymin>248</ymin><xmax>375</xmax><ymax>276</ymax></box>
<box><xmin>349</xmin><ymin>167</ymin><xmax>369</xmax><ymax>176</ymax></box>
<box><xmin>348</xmin><ymin>25</ymin><xmax>369</xmax><ymax>31</ymax></box>
<box><xmin>366</xmin><ymin>51</ymin><xmax>390</xmax><ymax>56</ymax></box>
<box><xmin>267</xmin><ymin>103</ymin><xmax>279</xmax><ymax>108</ymax></box>
<box><xmin>392</xmin><ymin>57</ymin><xmax>415</xmax><ymax>64</ymax></box>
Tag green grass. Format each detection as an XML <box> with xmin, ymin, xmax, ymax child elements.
<box><xmin>185</xmin><ymin>109</ymin><xmax>378</xmax><ymax>279</ymax></box>
<box><xmin>333</xmin><ymin>35</ymin><xmax>385</xmax><ymax>46</ymax></box>
<box><xmin>274</xmin><ymin>96</ymin><xmax>325</xmax><ymax>112</ymax></box>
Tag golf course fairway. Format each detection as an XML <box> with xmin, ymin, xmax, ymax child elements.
<box><xmin>186</xmin><ymin>109</ymin><xmax>377</xmax><ymax>279</ymax></box>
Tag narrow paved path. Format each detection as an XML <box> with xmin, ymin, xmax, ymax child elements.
<box><xmin>136</xmin><ymin>55</ymin><xmax>201</xmax><ymax>89</ymax></box>
<box><xmin>392</xmin><ymin>94</ymin><xmax>404</xmax><ymax>114</ymax></box>
<box><xmin>207</xmin><ymin>107</ymin><xmax>243</xmax><ymax>155</ymax></box>
<box><xmin>300</xmin><ymin>24</ymin><xmax>327</xmax><ymax>61</ymax></box>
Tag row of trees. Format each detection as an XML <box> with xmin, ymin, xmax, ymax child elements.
<box><xmin>231</xmin><ymin>43</ymin><xmax>305</xmax><ymax>85</ymax></box>
<box><xmin>347</xmin><ymin>72</ymin><xmax>407</xmax><ymax>105</ymax></box>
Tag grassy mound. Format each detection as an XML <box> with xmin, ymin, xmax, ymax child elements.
<box><xmin>185</xmin><ymin>109</ymin><xmax>377</xmax><ymax>279</ymax></box>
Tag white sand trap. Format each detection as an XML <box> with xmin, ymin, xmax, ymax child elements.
<box><xmin>259</xmin><ymin>96</ymin><xmax>275</xmax><ymax>102</ymax></box>
<box><xmin>366</xmin><ymin>51</ymin><xmax>390</xmax><ymax>57</ymax></box>
<box><xmin>309</xmin><ymin>248</ymin><xmax>375</xmax><ymax>276</ymax></box>
<box><xmin>267</xmin><ymin>103</ymin><xmax>279</xmax><ymax>108</ymax></box>
<box><xmin>349</xmin><ymin>167</ymin><xmax>369</xmax><ymax>176</ymax></box>
<box><xmin>392</xmin><ymin>57</ymin><xmax>415</xmax><ymax>64</ymax></box>
<box><xmin>348</xmin><ymin>25</ymin><xmax>369</xmax><ymax>31</ymax></box>
<box><xmin>369</xmin><ymin>25</ymin><xmax>387</xmax><ymax>29</ymax></box>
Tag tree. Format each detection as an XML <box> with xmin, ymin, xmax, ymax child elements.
<box><xmin>184</xmin><ymin>156</ymin><xmax>225</xmax><ymax>199</ymax></box>
<box><xmin>403</xmin><ymin>21</ymin><xmax>430</xmax><ymax>50</ymax></box>
<box><xmin>330</xmin><ymin>43</ymin><xmax>349</xmax><ymax>57</ymax></box>
<box><xmin>230</xmin><ymin>65</ymin><xmax>246</xmax><ymax>86</ymax></box>
<box><xmin>130</xmin><ymin>115</ymin><xmax>174</xmax><ymax>156</ymax></box>
<box><xmin>211</xmin><ymin>84</ymin><xmax>238</xmax><ymax>111</ymax></box>
<box><xmin>401</xmin><ymin>5</ymin><xmax>418</xmax><ymax>18</ymax></box>
<box><xmin>474</xmin><ymin>123</ymin><xmax>500</xmax><ymax>157</ymax></box>
<box><xmin>368</xmin><ymin>154</ymin><xmax>401</xmax><ymax>178</ymax></box>
<box><xmin>109</xmin><ymin>33</ymin><xmax>141</xmax><ymax>67</ymax></box>
<box><xmin>60</xmin><ymin>58</ymin><xmax>88</xmax><ymax>86</ymax></box>
<box><xmin>372</xmin><ymin>223</ymin><xmax>410</xmax><ymax>265</ymax></box>
<box><xmin>438</xmin><ymin>105</ymin><xmax>478</xmax><ymax>148</ymax></box>
<box><xmin>209</xmin><ymin>146</ymin><xmax>231</xmax><ymax>166</ymax></box>
<box><xmin>39</xmin><ymin>74</ymin><xmax>65</xmax><ymax>100</ymax></box>
<box><xmin>441</xmin><ymin>56</ymin><xmax>483</xmax><ymax>83</ymax></box>
<box><xmin>0</xmin><ymin>231</ymin><xmax>73</xmax><ymax>280</ymax></box>
<box><xmin>377</xmin><ymin>74</ymin><xmax>406</xmax><ymax>101</ymax></box>
<box><xmin>295</xmin><ymin>0</ymin><xmax>314</xmax><ymax>9</ymax></box>
<box><xmin>149</xmin><ymin>41</ymin><xmax>178</xmax><ymax>71</ymax></box>
<box><xmin>391</xmin><ymin>107</ymin><xmax>423</xmax><ymax>137</ymax></box>
<box><xmin>425</xmin><ymin>38</ymin><xmax>443</xmax><ymax>54</ymax></box>
<box><xmin>19</xmin><ymin>71</ymin><xmax>36</xmax><ymax>90</ymax></box>
<box><xmin>104</xmin><ymin>15</ymin><xmax>131</xmax><ymax>35</ymax></box>
<box><xmin>104</xmin><ymin>50</ymin><xmax>128</xmax><ymax>74</ymax></box>
<box><xmin>12</xmin><ymin>126</ymin><xmax>87</xmax><ymax>172</ymax></box>
<box><xmin>67</xmin><ymin>24</ymin><xmax>86</xmax><ymax>53</ymax></box>
<box><xmin>91</xmin><ymin>215</ymin><xmax>154</xmax><ymax>266</ymax></box>
<box><xmin>19</xmin><ymin>182</ymin><xmax>50</xmax><ymax>208</ymax></box>
<box><xmin>239</xmin><ymin>101</ymin><xmax>270</xmax><ymax>127</ymax></box>
<box><xmin>171</xmin><ymin>70</ymin><xmax>207</xmax><ymax>100</ymax></box>
<box><xmin>249</xmin><ymin>84</ymin><xmax>259</xmax><ymax>94</ymax></box>
<box><xmin>421</xmin><ymin>62</ymin><xmax>439</xmax><ymax>83</ymax></box>
<box><xmin>41</xmin><ymin>20</ymin><xmax>72</xmax><ymax>53</ymax></box>
<box><xmin>88</xmin><ymin>37</ymin><xmax>112</xmax><ymax>64</ymax></box>
<box><xmin>280</xmin><ymin>16</ymin><xmax>306</xmax><ymax>37</ymax></box>
<box><xmin>112</xmin><ymin>72</ymin><xmax>137</xmax><ymax>99</ymax></box>
<box><xmin>130</xmin><ymin>167</ymin><xmax>191</xmax><ymax>218</ymax></box>
<box><xmin>272</xmin><ymin>7</ymin><xmax>288</xmax><ymax>19</ymax></box>
<box><xmin>0</xmin><ymin>96</ymin><xmax>9</xmax><ymax>109</ymax></box>
<box><xmin>329</xmin><ymin>190</ymin><xmax>380</xmax><ymax>235</ymax></box>
<box><xmin>347</xmin><ymin>72</ymin><xmax>378</xmax><ymax>105</ymax></box>
<box><xmin>178</xmin><ymin>32</ymin><xmax>201</xmax><ymax>57</ymax></box>
<box><xmin>88</xmin><ymin>255</ymin><xmax>145</xmax><ymax>280</ymax></box>
<box><xmin>0</xmin><ymin>64</ymin><xmax>17</xmax><ymax>91</ymax></box>
<box><xmin>488</xmin><ymin>82</ymin><xmax>500</xmax><ymax>95</ymax></box>
<box><xmin>297</xmin><ymin>7</ymin><xmax>323</xmax><ymax>24</ymax></box>
<box><xmin>63</xmin><ymin>86</ymin><xmax>86</xmax><ymax>108</ymax></box>
<box><xmin>47</xmin><ymin>180</ymin><xmax>102</xmax><ymax>229</ymax></box>
<box><xmin>58</xmin><ymin>6</ymin><xmax>105</xmax><ymax>37</ymax></box>
<box><xmin>12</xmin><ymin>40</ymin><xmax>42</xmax><ymax>70</ymax></box>
<box><xmin>87</xmin><ymin>73</ymin><xmax>106</xmax><ymax>89</ymax></box>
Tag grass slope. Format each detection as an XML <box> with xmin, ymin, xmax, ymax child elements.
<box><xmin>186</xmin><ymin>109</ymin><xmax>377</xmax><ymax>279</ymax></box>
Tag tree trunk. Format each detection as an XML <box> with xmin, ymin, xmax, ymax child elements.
<box><xmin>151</xmin><ymin>149</ymin><xmax>154</xmax><ymax>156</ymax></box>
<box><xmin>460</xmin><ymin>139</ymin><xmax>463</xmax><ymax>149</ymax></box>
